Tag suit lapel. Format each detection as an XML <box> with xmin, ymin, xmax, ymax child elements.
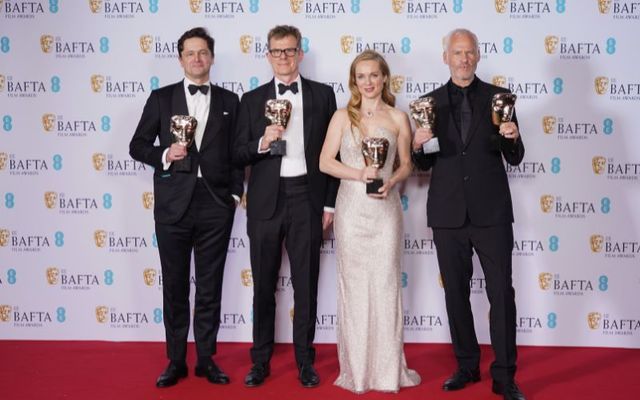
<box><xmin>301</xmin><ymin>76</ymin><xmax>313</xmax><ymax>151</ymax></box>
<box><xmin>199</xmin><ymin>84</ymin><xmax>222</xmax><ymax>152</ymax></box>
<box><xmin>171</xmin><ymin>81</ymin><xmax>189</xmax><ymax>116</ymax></box>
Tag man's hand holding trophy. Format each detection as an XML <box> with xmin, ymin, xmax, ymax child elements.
<box><xmin>169</xmin><ymin>115</ymin><xmax>197</xmax><ymax>172</ymax></box>
<box><xmin>263</xmin><ymin>99</ymin><xmax>292</xmax><ymax>155</ymax></box>
<box><xmin>491</xmin><ymin>92</ymin><xmax>519</xmax><ymax>142</ymax></box>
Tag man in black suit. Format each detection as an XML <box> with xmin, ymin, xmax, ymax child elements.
<box><xmin>412</xmin><ymin>29</ymin><xmax>526</xmax><ymax>400</ymax></box>
<box><xmin>233</xmin><ymin>25</ymin><xmax>338</xmax><ymax>388</ymax></box>
<box><xmin>129</xmin><ymin>27</ymin><xmax>243</xmax><ymax>388</ymax></box>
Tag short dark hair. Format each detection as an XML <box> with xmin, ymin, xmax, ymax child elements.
<box><xmin>267</xmin><ymin>25</ymin><xmax>302</xmax><ymax>49</ymax></box>
<box><xmin>177</xmin><ymin>27</ymin><xmax>215</xmax><ymax>57</ymax></box>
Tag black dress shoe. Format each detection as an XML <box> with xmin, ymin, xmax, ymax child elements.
<box><xmin>298</xmin><ymin>364</ymin><xmax>320</xmax><ymax>388</ymax></box>
<box><xmin>195</xmin><ymin>361</ymin><xmax>230</xmax><ymax>385</ymax></box>
<box><xmin>156</xmin><ymin>362</ymin><xmax>188</xmax><ymax>388</ymax></box>
<box><xmin>492</xmin><ymin>381</ymin><xmax>527</xmax><ymax>400</ymax></box>
<box><xmin>244</xmin><ymin>363</ymin><xmax>270</xmax><ymax>387</ymax></box>
<box><xmin>442</xmin><ymin>368</ymin><xmax>480</xmax><ymax>391</ymax></box>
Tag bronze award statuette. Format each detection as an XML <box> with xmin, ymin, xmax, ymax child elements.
<box><xmin>170</xmin><ymin>115</ymin><xmax>197</xmax><ymax>172</ymax></box>
<box><xmin>491</xmin><ymin>92</ymin><xmax>517</xmax><ymax>126</ymax></box>
<box><xmin>265</xmin><ymin>99</ymin><xmax>292</xmax><ymax>156</ymax></box>
<box><xmin>409</xmin><ymin>97</ymin><xmax>439</xmax><ymax>154</ymax></box>
<box><xmin>361</xmin><ymin>137</ymin><xmax>390</xmax><ymax>194</ymax></box>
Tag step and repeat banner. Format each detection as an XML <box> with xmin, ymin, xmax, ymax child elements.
<box><xmin>1</xmin><ymin>1</ymin><xmax>638</xmax><ymax>348</ymax></box>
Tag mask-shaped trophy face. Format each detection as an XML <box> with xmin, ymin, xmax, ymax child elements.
<box><xmin>598</xmin><ymin>0</ymin><xmax>612</xmax><ymax>14</ymax></box>
<box><xmin>590</xmin><ymin>234</ymin><xmax>604</xmax><ymax>253</ymax></box>
<box><xmin>46</xmin><ymin>267</ymin><xmax>60</xmax><ymax>285</ymax></box>
<box><xmin>592</xmin><ymin>156</ymin><xmax>606</xmax><ymax>175</ymax></box>
<box><xmin>170</xmin><ymin>115</ymin><xmax>197</xmax><ymax>172</ymax></box>
<box><xmin>0</xmin><ymin>229</ymin><xmax>10</xmax><ymax>247</ymax></box>
<box><xmin>265</xmin><ymin>99</ymin><xmax>292</xmax><ymax>128</ymax></box>
<box><xmin>44</xmin><ymin>191</ymin><xmax>58</xmax><ymax>209</ymax></box>
<box><xmin>92</xmin><ymin>153</ymin><xmax>106</xmax><ymax>171</ymax></box>
<box><xmin>0</xmin><ymin>74</ymin><xmax>6</xmax><ymax>92</ymax></box>
<box><xmin>0</xmin><ymin>152</ymin><xmax>7</xmax><ymax>170</ymax></box>
<box><xmin>409</xmin><ymin>97</ymin><xmax>440</xmax><ymax>154</ymax></box>
<box><xmin>491</xmin><ymin>93</ymin><xmax>517</xmax><ymax>126</ymax></box>
<box><xmin>392</xmin><ymin>0</ymin><xmax>405</xmax><ymax>13</ymax></box>
<box><xmin>241</xmin><ymin>269</ymin><xmax>253</xmax><ymax>287</ymax></box>
<box><xmin>95</xmin><ymin>306</ymin><xmax>108</xmax><ymax>323</ymax></box>
<box><xmin>390</xmin><ymin>75</ymin><xmax>404</xmax><ymax>94</ymax></box>
<box><xmin>190</xmin><ymin>0</ymin><xmax>203</xmax><ymax>13</ymax></box>
<box><xmin>542</xmin><ymin>116</ymin><xmax>556</xmax><ymax>134</ymax></box>
<box><xmin>544</xmin><ymin>35</ymin><xmax>559</xmax><ymax>54</ymax></box>
<box><xmin>492</xmin><ymin>75</ymin><xmax>507</xmax><ymax>88</ymax></box>
<box><xmin>341</xmin><ymin>35</ymin><xmax>354</xmax><ymax>54</ymax></box>
<box><xmin>91</xmin><ymin>74</ymin><xmax>104</xmax><ymax>93</ymax></box>
<box><xmin>143</xmin><ymin>268</ymin><xmax>157</xmax><ymax>286</ymax></box>
<box><xmin>42</xmin><ymin>113</ymin><xmax>56</xmax><ymax>132</ymax></box>
<box><xmin>289</xmin><ymin>0</ymin><xmax>303</xmax><ymax>13</ymax></box>
<box><xmin>239</xmin><ymin>35</ymin><xmax>253</xmax><ymax>54</ymax></box>
<box><xmin>587</xmin><ymin>312</ymin><xmax>601</xmax><ymax>329</ymax></box>
<box><xmin>170</xmin><ymin>115</ymin><xmax>197</xmax><ymax>147</ymax></box>
<box><xmin>595</xmin><ymin>76</ymin><xmax>609</xmax><ymax>95</ymax></box>
<box><xmin>538</xmin><ymin>273</ymin><xmax>552</xmax><ymax>290</ymax></box>
<box><xmin>142</xmin><ymin>192</ymin><xmax>154</xmax><ymax>210</ymax></box>
<box><xmin>0</xmin><ymin>305</ymin><xmax>11</xmax><ymax>322</ymax></box>
<box><xmin>495</xmin><ymin>0</ymin><xmax>508</xmax><ymax>13</ymax></box>
<box><xmin>94</xmin><ymin>230</ymin><xmax>107</xmax><ymax>248</ymax></box>
<box><xmin>40</xmin><ymin>35</ymin><xmax>54</xmax><ymax>53</ymax></box>
<box><xmin>89</xmin><ymin>0</ymin><xmax>102</xmax><ymax>13</ymax></box>
<box><xmin>361</xmin><ymin>137</ymin><xmax>389</xmax><ymax>194</ymax></box>
<box><xmin>409</xmin><ymin>97</ymin><xmax>437</xmax><ymax>131</ymax></box>
<box><xmin>139</xmin><ymin>35</ymin><xmax>153</xmax><ymax>53</ymax></box>
<box><xmin>540</xmin><ymin>195</ymin><xmax>554</xmax><ymax>213</ymax></box>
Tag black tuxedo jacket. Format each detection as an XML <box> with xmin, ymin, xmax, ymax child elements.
<box><xmin>130</xmin><ymin>81</ymin><xmax>244</xmax><ymax>224</ymax></box>
<box><xmin>412</xmin><ymin>78</ymin><xmax>525</xmax><ymax>228</ymax></box>
<box><xmin>233</xmin><ymin>77</ymin><xmax>338</xmax><ymax>220</ymax></box>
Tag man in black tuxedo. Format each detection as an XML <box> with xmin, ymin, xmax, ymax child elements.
<box><xmin>233</xmin><ymin>25</ymin><xmax>338</xmax><ymax>388</ymax></box>
<box><xmin>129</xmin><ymin>27</ymin><xmax>243</xmax><ymax>388</ymax></box>
<box><xmin>412</xmin><ymin>29</ymin><xmax>526</xmax><ymax>400</ymax></box>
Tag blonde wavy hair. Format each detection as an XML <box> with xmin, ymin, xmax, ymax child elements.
<box><xmin>347</xmin><ymin>50</ymin><xmax>395</xmax><ymax>135</ymax></box>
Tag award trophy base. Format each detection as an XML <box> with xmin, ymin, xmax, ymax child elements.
<box><xmin>174</xmin><ymin>155</ymin><xmax>192</xmax><ymax>173</ymax></box>
<box><xmin>422</xmin><ymin>138</ymin><xmax>440</xmax><ymax>154</ymax></box>
<box><xmin>366</xmin><ymin>179</ymin><xmax>383</xmax><ymax>194</ymax></box>
<box><xmin>270</xmin><ymin>140</ymin><xmax>287</xmax><ymax>156</ymax></box>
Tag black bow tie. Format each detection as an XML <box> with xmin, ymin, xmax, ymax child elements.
<box><xmin>188</xmin><ymin>84</ymin><xmax>209</xmax><ymax>95</ymax></box>
<box><xmin>278</xmin><ymin>82</ymin><xmax>298</xmax><ymax>95</ymax></box>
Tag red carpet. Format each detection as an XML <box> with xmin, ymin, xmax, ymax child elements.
<box><xmin>1</xmin><ymin>341</ymin><xmax>638</xmax><ymax>399</ymax></box>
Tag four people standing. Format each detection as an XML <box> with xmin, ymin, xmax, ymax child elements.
<box><xmin>412</xmin><ymin>29</ymin><xmax>526</xmax><ymax>400</ymax></box>
<box><xmin>132</xmin><ymin>24</ymin><xmax>526</xmax><ymax>398</ymax></box>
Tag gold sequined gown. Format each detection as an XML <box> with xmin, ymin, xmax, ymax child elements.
<box><xmin>333</xmin><ymin>127</ymin><xmax>421</xmax><ymax>393</ymax></box>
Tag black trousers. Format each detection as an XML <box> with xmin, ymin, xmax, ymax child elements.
<box><xmin>432</xmin><ymin>222</ymin><xmax>517</xmax><ymax>383</ymax></box>
<box><xmin>247</xmin><ymin>175</ymin><xmax>322</xmax><ymax>367</ymax></box>
<box><xmin>155</xmin><ymin>179</ymin><xmax>234</xmax><ymax>362</ymax></box>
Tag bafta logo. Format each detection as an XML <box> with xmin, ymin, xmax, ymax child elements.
<box><xmin>94</xmin><ymin>230</ymin><xmax>107</xmax><ymax>248</ymax></box>
<box><xmin>437</xmin><ymin>273</ymin><xmax>444</xmax><ymax>288</ymax></box>
<box><xmin>142</xmin><ymin>192</ymin><xmax>154</xmax><ymax>210</ymax></box>
<box><xmin>390</xmin><ymin>75</ymin><xmax>405</xmax><ymax>94</ymax></box>
<box><xmin>0</xmin><ymin>74</ymin><xmax>5</xmax><ymax>92</ymax></box>
<box><xmin>289</xmin><ymin>308</ymin><xmax>295</xmax><ymax>322</ymax></box>
<box><xmin>598</xmin><ymin>0</ymin><xmax>612</xmax><ymax>14</ymax></box>
<box><xmin>594</xmin><ymin>76</ymin><xmax>609</xmax><ymax>95</ymax></box>
<box><xmin>40</xmin><ymin>35</ymin><xmax>54</xmax><ymax>53</ymax></box>
<box><xmin>143</xmin><ymin>268</ymin><xmax>156</xmax><ymax>286</ymax></box>
<box><xmin>542</xmin><ymin>116</ymin><xmax>556</xmax><ymax>134</ymax></box>
<box><xmin>290</xmin><ymin>0</ymin><xmax>303</xmax><ymax>13</ymax></box>
<box><xmin>391</xmin><ymin>0</ymin><xmax>405</xmax><ymax>13</ymax></box>
<box><xmin>340</xmin><ymin>35</ymin><xmax>354</xmax><ymax>54</ymax></box>
<box><xmin>492</xmin><ymin>75</ymin><xmax>507</xmax><ymax>88</ymax></box>
<box><xmin>189</xmin><ymin>0</ymin><xmax>203</xmax><ymax>13</ymax></box>
<box><xmin>540</xmin><ymin>195</ymin><xmax>554</xmax><ymax>213</ymax></box>
<box><xmin>538</xmin><ymin>273</ymin><xmax>552</xmax><ymax>290</ymax></box>
<box><xmin>239</xmin><ymin>35</ymin><xmax>253</xmax><ymax>54</ymax></box>
<box><xmin>587</xmin><ymin>312</ymin><xmax>601</xmax><ymax>329</ymax></box>
<box><xmin>592</xmin><ymin>156</ymin><xmax>606</xmax><ymax>175</ymax></box>
<box><xmin>0</xmin><ymin>229</ymin><xmax>10</xmax><ymax>247</ymax></box>
<box><xmin>92</xmin><ymin>153</ymin><xmax>106</xmax><ymax>171</ymax></box>
<box><xmin>590</xmin><ymin>234</ymin><xmax>604</xmax><ymax>253</ymax></box>
<box><xmin>0</xmin><ymin>152</ymin><xmax>8</xmax><ymax>170</ymax></box>
<box><xmin>494</xmin><ymin>0</ymin><xmax>508</xmax><ymax>13</ymax></box>
<box><xmin>91</xmin><ymin>74</ymin><xmax>105</xmax><ymax>93</ymax></box>
<box><xmin>139</xmin><ymin>35</ymin><xmax>153</xmax><ymax>53</ymax></box>
<box><xmin>44</xmin><ymin>191</ymin><xmax>58</xmax><ymax>209</ymax></box>
<box><xmin>0</xmin><ymin>305</ymin><xmax>11</xmax><ymax>322</ymax></box>
<box><xmin>42</xmin><ymin>113</ymin><xmax>56</xmax><ymax>132</ymax></box>
<box><xmin>95</xmin><ymin>306</ymin><xmax>109</xmax><ymax>323</ymax></box>
<box><xmin>46</xmin><ymin>267</ymin><xmax>60</xmax><ymax>285</ymax></box>
<box><xmin>240</xmin><ymin>269</ymin><xmax>253</xmax><ymax>287</ymax></box>
<box><xmin>544</xmin><ymin>35</ymin><xmax>559</xmax><ymax>54</ymax></box>
<box><xmin>89</xmin><ymin>0</ymin><xmax>102</xmax><ymax>13</ymax></box>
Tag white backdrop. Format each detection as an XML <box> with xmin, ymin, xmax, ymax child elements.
<box><xmin>0</xmin><ymin>1</ymin><xmax>638</xmax><ymax>348</ymax></box>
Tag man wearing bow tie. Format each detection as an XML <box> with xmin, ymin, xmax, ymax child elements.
<box><xmin>234</xmin><ymin>25</ymin><xmax>338</xmax><ymax>389</ymax></box>
<box><xmin>130</xmin><ymin>27</ymin><xmax>243</xmax><ymax>388</ymax></box>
